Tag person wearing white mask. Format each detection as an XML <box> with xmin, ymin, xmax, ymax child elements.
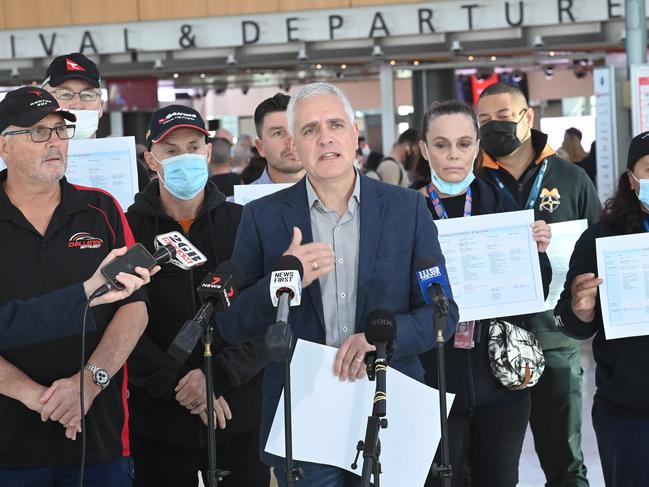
<box><xmin>555</xmin><ymin>131</ymin><xmax>649</xmax><ymax>487</ymax></box>
<box><xmin>416</xmin><ymin>101</ymin><xmax>553</xmax><ymax>487</ymax></box>
<box><xmin>125</xmin><ymin>105</ymin><xmax>269</xmax><ymax>487</ymax></box>
<box><xmin>41</xmin><ymin>53</ymin><xmax>102</xmax><ymax>139</ymax></box>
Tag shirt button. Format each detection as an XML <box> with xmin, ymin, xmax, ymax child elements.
<box><xmin>343</xmin><ymin>327</ymin><xmax>348</xmax><ymax>332</ymax></box>
<box><xmin>338</xmin><ymin>258</ymin><xmax>344</xmax><ymax>264</ymax></box>
<box><xmin>336</xmin><ymin>225</ymin><xmax>341</xmax><ymax>229</ymax></box>
<box><xmin>341</xmin><ymin>292</ymin><xmax>346</xmax><ymax>298</ymax></box>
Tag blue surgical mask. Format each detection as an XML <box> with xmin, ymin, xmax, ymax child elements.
<box><xmin>153</xmin><ymin>152</ymin><xmax>208</xmax><ymax>200</ymax></box>
<box><xmin>426</xmin><ymin>145</ymin><xmax>476</xmax><ymax>196</ymax></box>
<box><xmin>631</xmin><ymin>171</ymin><xmax>649</xmax><ymax>210</ymax></box>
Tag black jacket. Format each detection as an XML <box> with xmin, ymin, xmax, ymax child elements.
<box><xmin>478</xmin><ymin>129</ymin><xmax>601</xmax><ymax>349</ymax></box>
<box><xmin>419</xmin><ymin>178</ymin><xmax>552</xmax><ymax>413</ymax></box>
<box><xmin>126</xmin><ymin>180</ymin><xmax>265</xmax><ymax>450</ymax></box>
<box><xmin>555</xmin><ymin>222</ymin><xmax>649</xmax><ymax>417</ymax></box>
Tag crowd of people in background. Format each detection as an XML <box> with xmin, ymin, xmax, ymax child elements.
<box><xmin>1</xmin><ymin>50</ymin><xmax>646</xmax><ymax>487</ymax></box>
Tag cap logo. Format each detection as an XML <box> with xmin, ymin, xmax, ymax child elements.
<box><xmin>28</xmin><ymin>90</ymin><xmax>43</xmax><ymax>97</ymax></box>
<box><xmin>66</xmin><ymin>58</ymin><xmax>86</xmax><ymax>72</ymax></box>
<box><xmin>159</xmin><ymin>111</ymin><xmax>198</xmax><ymax>125</ymax></box>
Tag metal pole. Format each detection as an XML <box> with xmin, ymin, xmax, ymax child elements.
<box><xmin>379</xmin><ymin>63</ymin><xmax>396</xmax><ymax>155</ymax></box>
<box><xmin>625</xmin><ymin>0</ymin><xmax>647</xmax><ymax>71</ymax></box>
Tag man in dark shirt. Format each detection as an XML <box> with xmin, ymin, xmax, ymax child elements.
<box><xmin>208</xmin><ymin>128</ymin><xmax>240</xmax><ymax>196</ymax></box>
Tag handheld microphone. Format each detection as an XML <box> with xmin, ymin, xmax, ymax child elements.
<box><xmin>167</xmin><ymin>260</ymin><xmax>244</xmax><ymax>363</ymax></box>
<box><xmin>266</xmin><ymin>255</ymin><xmax>304</xmax><ymax>362</ymax></box>
<box><xmin>364</xmin><ymin>309</ymin><xmax>397</xmax><ymax>418</ymax></box>
<box><xmin>154</xmin><ymin>231</ymin><xmax>208</xmax><ymax>270</ymax></box>
<box><xmin>415</xmin><ymin>256</ymin><xmax>450</xmax><ymax>334</ymax></box>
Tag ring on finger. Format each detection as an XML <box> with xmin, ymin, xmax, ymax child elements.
<box><xmin>190</xmin><ymin>399</ymin><xmax>200</xmax><ymax>409</ymax></box>
<box><xmin>353</xmin><ymin>356</ymin><xmax>364</xmax><ymax>363</ymax></box>
<box><xmin>311</xmin><ymin>261</ymin><xmax>319</xmax><ymax>271</ymax></box>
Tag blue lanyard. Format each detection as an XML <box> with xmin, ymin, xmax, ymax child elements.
<box><xmin>643</xmin><ymin>218</ymin><xmax>649</xmax><ymax>233</ymax></box>
<box><xmin>426</xmin><ymin>185</ymin><xmax>473</xmax><ymax>219</ymax></box>
<box><xmin>489</xmin><ymin>159</ymin><xmax>549</xmax><ymax>210</ymax></box>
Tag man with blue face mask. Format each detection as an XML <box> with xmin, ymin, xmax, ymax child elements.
<box><xmin>125</xmin><ymin>105</ymin><xmax>269</xmax><ymax>487</ymax></box>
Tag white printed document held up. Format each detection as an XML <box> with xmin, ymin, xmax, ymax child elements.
<box><xmin>66</xmin><ymin>136</ymin><xmax>139</xmax><ymax>210</ymax></box>
<box><xmin>434</xmin><ymin>209</ymin><xmax>545</xmax><ymax>322</ymax></box>
<box><xmin>596</xmin><ymin>232</ymin><xmax>649</xmax><ymax>339</ymax></box>
<box><xmin>233</xmin><ymin>183</ymin><xmax>292</xmax><ymax>205</ymax></box>
<box><xmin>545</xmin><ymin>220</ymin><xmax>589</xmax><ymax>310</ymax></box>
<box><xmin>265</xmin><ymin>339</ymin><xmax>454</xmax><ymax>487</ymax></box>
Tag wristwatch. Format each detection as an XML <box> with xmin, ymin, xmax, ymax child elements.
<box><xmin>84</xmin><ymin>363</ymin><xmax>110</xmax><ymax>390</ymax></box>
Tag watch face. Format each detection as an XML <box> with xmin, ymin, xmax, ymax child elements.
<box><xmin>95</xmin><ymin>369</ymin><xmax>110</xmax><ymax>386</ymax></box>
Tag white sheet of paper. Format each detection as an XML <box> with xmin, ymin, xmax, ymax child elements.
<box><xmin>265</xmin><ymin>339</ymin><xmax>454</xmax><ymax>487</ymax></box>
<box><xmin>65</xmin><ymin>136</ymin><xmax>139</xmax><ymax>210</ymax></box>
<box><xmin>434</xmin><ymin>209</ymin><xmax>545</xmax><ymax>322</ymax></box>
<box><xmin>233</xmin><ymin>183</ymin><xmax>292</xmax><ymax>205</ymax></box>
<box><xmin>545</xmin><ymin>220</ymin><xmax>588</xmax><ymax>310</ymax></box>
<box><xmin>596</xmin><ymin>232</ymin><xmax>649</xmax><ymax>339</ymax></box>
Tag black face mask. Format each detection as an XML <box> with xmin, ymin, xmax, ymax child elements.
<box><xmin>479</xmin><ymin>109</ymin><xmax>528</xmax><ymax>159</ymax></box>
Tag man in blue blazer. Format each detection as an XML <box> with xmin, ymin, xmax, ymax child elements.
<box><xmin>219</xmin><ymin>82</ymin><xmax>458</xmax><ymax>486</ymax></box>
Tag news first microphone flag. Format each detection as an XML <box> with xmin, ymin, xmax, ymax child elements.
<box><xmin>266</xmin><ymin>339</ymin><xmax>455</xmax><ymax>487</ymax></box>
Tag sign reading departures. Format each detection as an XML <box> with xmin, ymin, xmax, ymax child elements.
<box><xmin>0</xmin><ymin>0</ymin><xmax>630</xmax><ymax>61</ymax></box>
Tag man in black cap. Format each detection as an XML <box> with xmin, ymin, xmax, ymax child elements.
<box><xmin>41</xmin><ymin>52</ymin><xmax>103</xmax><ymax>139</ymax></box>
<box><xmin>126</xmin><ymin>104</ymin><xmax>268</xmax><ymax>486</ymax></box>
<box><xmin>0</xmin><ymin>87</ymin><xmax>148</xmax><ymax>485</ymax></box>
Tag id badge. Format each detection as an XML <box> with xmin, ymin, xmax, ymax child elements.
<box><xmin>453</xmin><ymin>321</ymin><xmax>475</xmax><ymax>349</ymax></box>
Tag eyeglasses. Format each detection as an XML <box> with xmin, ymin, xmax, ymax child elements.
<box><xmin>50</xmin><ymin>88</ymin><xmax>101</xmax><ymax>102</ymax></box>
<box><xmin>1</xmin><ymin>124</ymin><xmax>76</xmax><ymax>143</ymax></box>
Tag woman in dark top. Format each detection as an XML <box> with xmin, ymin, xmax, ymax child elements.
<box><xmin>555</xmin><ymin>131</ymin><xmax>649</xmax><ymax>487</ymax></box>
<box><xmin>417</xmin><ymin>101</ymin><xmax>552</xmax><ymax>487</ymax></box>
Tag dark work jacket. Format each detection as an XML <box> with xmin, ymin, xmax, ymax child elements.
<box><xmin>419</xmin><ymin>177</ymin><xmax>552</xmax><ymax>413</ymax></box>
<box><xmin>555</xmin><ymin>222</ymin><xmax>649</xmax><ymax>418</ymax></box>
<box><xmin>126</xmin><ymin>180</ymin><xmax>265</xmax><ymax>450</ymax></box>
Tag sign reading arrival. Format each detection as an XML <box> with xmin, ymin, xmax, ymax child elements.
<box><xmin>0</xmin><ymin>0</ymin><xmax>627</xmax><ymax>61</ymax></box>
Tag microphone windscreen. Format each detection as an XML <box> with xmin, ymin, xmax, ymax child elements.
<box><xmin>273</xmin><ymin>254</ymin><xmax>304</xmax><ymax>279</ymax></box>
<box><xmin>415</xmin><ymin>256</ymin><xmax>438</xmax><ymax>273</ymax></box>
<box><xmin>214</xmin><ymin>260</ymin><xmax>245</xmax><ymax>289</ymax></box>
<box><xmin>365</xmin><ymin>308</ymin><xmax>397</xmax><ymax>345</ymax></box>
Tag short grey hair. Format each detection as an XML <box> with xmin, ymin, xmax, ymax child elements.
<box><xmin>287</xmin><ymin>82</ymin><xmax>355</xmax><ymax>136</ymax></box>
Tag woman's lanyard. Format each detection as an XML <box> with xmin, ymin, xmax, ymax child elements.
<box><xmin>426</xmin><ymin>184</ymin><xmax>473</xmax><ymax>219</ymax></box>
<box><xmin>489</xmin><ymin>159</ymin><xmax>549</xmax><ymax>210</ymax></box>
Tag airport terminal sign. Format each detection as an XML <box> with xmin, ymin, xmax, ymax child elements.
<box><xmin>0</xmin><ymin>0</ymin><xmax>629</xmax><ymax>61</ymax></box>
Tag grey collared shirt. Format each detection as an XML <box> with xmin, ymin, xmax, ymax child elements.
<box><xmin>305</xmin><ymin>173</ymin><xmax>361</xmax><ymax>348</ymax></box>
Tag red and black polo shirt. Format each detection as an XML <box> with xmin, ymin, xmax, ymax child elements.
<box><xmin>0</xmin><ymin>169</ymin><xmax>145</xmax><ymax>468</ymax></box>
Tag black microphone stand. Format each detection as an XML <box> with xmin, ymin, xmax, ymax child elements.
<box><xmin>265</xmin><ymin>317</ymin><xmax>303</xmax><ymax>486</ymax></box>
<box><xmin>430</xmin><ymin>295</ymin><xmax>452</xmax><ymax>485</ymax></box>
<box><xmin>181</xmin><ymin>303</ymin><xmax>230</xmax><ymax>487</ymax></box>
<box><xmin>351</xmin><ymin>351</ymin><xmax>387</xmax><ymax>487</ymax></box>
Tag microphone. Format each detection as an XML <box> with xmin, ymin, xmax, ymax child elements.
<box><xmin>154</xmin><ymin>231</ymin><xmax>208</xmax><ymax>270</ymax></box>
<box><xmin>364</xmin><ymin>309</ymin><xmax>397</xmax><ymax>418</ymax></box>
<box><xmin>167</xmin><ymin>260</ymin><xmax>244</xmax><ymax>363</ymax></box>
<box><xmin>415</xmin><ymin>256</ymin><xmax>450</xmax><ymax>332</ymax></box>
<box><xmin>265</xmin><ymin>255</ymin><xmax>304</xmax><ymax>362</ymax></box>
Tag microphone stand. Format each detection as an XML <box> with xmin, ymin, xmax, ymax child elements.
<box><xmin>190</xmin><ymin>303</ymin><xmax>230</xmax><ymax>487</ymax></box>
<box><xmin>265</xmin><ymin>299</ymin><xmax>303</xmax><ymax>486</ymax></box>
<box><xmin>352</xmin><ymin>347</ymin><xmax>388</xmax><ymax>487</ymax></box>
<box><xmin>430</xmin><ymin>295</ymin><xmax>452</xmax><ymax>485</ymax></box>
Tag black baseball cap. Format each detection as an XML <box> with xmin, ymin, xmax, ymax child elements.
<box><xmin>145</xmin><ymin>105</ymin><xmax>209</xmax><ymax>149</ymax></box>
<box><xmin>42</xmin><ymin>53</ymin><xmax>101</xmax><ymax>88</ymax></box>
<box><xmin>0</xmin><ymin>87</ymin><xmax>76</xmax><ymax>133</ymax></box>
<box><xmin>627</xmin><ymin>131</ymin><xmax>649</xmax><ymax>169</ymax></box>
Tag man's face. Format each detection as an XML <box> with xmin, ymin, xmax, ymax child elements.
<box><xmin>255</xmin><ymin>111</ymin><xmax>302</xmax><ymax>175</ymax></box>
<box><xmin>0</xmin><ymin>114</ymin><xmax>69</xmax><ymax>184</ymax></box>
<box><xmin>144</xmin><ymin>127</ymin><xmax>211</xmax><ymax>179</ymax></box>
<box><xmin>291</xmin><ymin>93</ymin><xmax>358</xmax><ymax>184</ymax></box>
<box><xmin>44</xmin><ymin>78</ymin><xmax>103</xmax><ymax>115</ymax></box>
<box><xmin>476</xmin><ymin>92</ymin><xmax>532</xmax><ymax>145</ymax></box>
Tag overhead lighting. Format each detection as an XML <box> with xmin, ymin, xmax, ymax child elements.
<box><xmin>315</xmin><ymin>63</ymin><xmax>322</xmax><ymax>70</ymax></box>
<box><xmin>413</xmin><ymin>60</ymin><xmax>420</xmax><ymax>66</ymax></box>
<box><xmin>467</xmin><ymin>55</ymin><xmax>475</xmax><ymax>61</ymax></box>
<box><xmin>172</xmin><ymin>73</ymin><xmax>179</xmax><ymax>79</ymax></box>
<box><xmin>490</xmin><ymin>55</ymin><xmax>497</xmax><ymax>61</ymax></box>
<box><xmin>389</xmin><ymin>60</ymin><xmax>396</xmax><ymax>66</ymax></box>
<box><xmin>340</xmin><ymin>64</ymin><xmax>347</xmax><ymax>70</ymax></box>
<box><xmin>200</xmin><ymin>73</ymin><xmax>206</xmax><ymax>79</ymax></box>
<box><xmin>549</xmin><ymin>50</ymin><xmax>556</xmax><ymax>57</ymax></box>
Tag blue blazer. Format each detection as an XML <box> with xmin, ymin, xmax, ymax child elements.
<box><xmin>218</xmin><ymin>174</ymin><xmax>458</xmax><ymax>462</ymax></box>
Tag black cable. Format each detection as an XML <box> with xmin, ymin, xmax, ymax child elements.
<box><xmin>78</xmin><ymin>286</ymin><xmax>106</xmax><ymax>487</ymax></box>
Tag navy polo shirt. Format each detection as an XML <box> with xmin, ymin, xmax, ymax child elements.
<box><xmin>0</xmin><ymin>169</ymin><xmax>145</xmax><ymax>468</ymax></box>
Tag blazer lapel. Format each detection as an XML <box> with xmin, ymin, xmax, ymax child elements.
<box><xmin>355</xmin><ymin>177</ymin><xmax>385</xmax><ymax>327</ymax></box>
<box><xmin>281</xmin><ymin>179</ymin><xmax>326</xmax><ymax>331</ymax></box>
